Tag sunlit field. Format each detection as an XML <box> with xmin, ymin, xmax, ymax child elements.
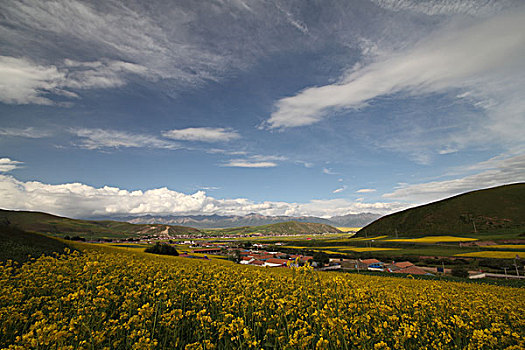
<box><xmin>335</xmin><ymin>227</ymin><xmax>361</xmax><ymax>233</ymax></box>
<box><xmin>1</xmin><ymin>244</ymin><xmax>524</xmax><ymax>349</ymax></box>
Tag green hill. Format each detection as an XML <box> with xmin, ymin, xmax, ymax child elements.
<box><xmin>357</xmin><ymin>183</ymin><xmax>525</xmax><ymax>238</ymax></box>
<box><xmin>0</xmin><ymin>209</ymin><xmax>201</xmax><ymax>240</ymax></box>
<box><xmin>210</xmin><ymin>221</ymin><xmax>341</xmax><ymax>236</ymax></box>
<box><xmin>0</xmin><ymin>225</ymin><xmax>72</xmax><ymax>263</ymax></box>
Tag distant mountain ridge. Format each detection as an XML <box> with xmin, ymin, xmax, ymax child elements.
<box><xmin>357</xmin><ymin>183</ymin><xmax>525</xmax><ymax>238</ymax></box>
<box><xmin>101</xmin><ymin>212</ymin><xmax>381</xmax><ymax>229</ymax></box>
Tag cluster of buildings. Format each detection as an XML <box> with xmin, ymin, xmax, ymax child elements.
<box><xmin>239</xmin><ymin>250</ymin><xmax>314</xmax><ymax>267</ymax></box>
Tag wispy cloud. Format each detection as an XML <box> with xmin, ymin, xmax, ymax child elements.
<box><xmin>266</xmin><ymin>9</ymin><xmax>525</xmax><ymax>153</ymax></box>
<box><xmin>356</xmin><ymin>188</ymin><xmax>376</xmax><ymax>193</ymax></box>
<box><xmin>322</xmin><ymin>168</ymin><xmax>337</xmax><ymax>175</ymax></box>
<box><xmin>71</xmin><ymin>128</ymin><xmax>179</xmax><ymax>150</ymax></box>
<box><xmin>0</xmin><ymin>56</ymin><xmax>150</xmax><ymax>105</ymax></box>
<box><xmin>221</xmin><ymin>160</ymin><xmax>277</xmax><ymax>168</ymax></box>
<box><xmin>0</xmin><ymin>127</ymin><xmax>52</xmax><ymax>138</ymax></box>
<box><xmin>0</xmin><ymin>173</ymin><xmax>406</xmax><ymax>218</ymax></box>
<box><xmin>333</xmin><ymin>186</ymin><xmax>347</xmax><ymax>193</ymax></box>
<box><xmin>162</xmin><ymin>127</ymin><xmax>240</xmax><ymax>142</ymax></box>
<box><xmin>0</xmin><ymin>158</ymin><xmax>23</xmax><ymax>172</ymax></box>
<box><xmin>383</xmin><ymin>152</ymin><xmax>525</xmax><ymax>202</ymax></box>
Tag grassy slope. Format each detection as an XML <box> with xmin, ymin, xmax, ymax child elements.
<box><xmin>207</xmin><ymin>221</ymin><xmax>342</xmax><ymax>236</ymax></box>
<box><xmin>0</xmin><ymin>209</ymin><xmax>201</xmax><ymax>239</ymax></box>
<box><xmin>0</xmin><ymin>225</ymin><xmax>71</xmax><ymax>263</ymax></box>
<box><xmin>357</xmin><ymin>183</ymin><xmax>525</xmax><ymax>238</ymax></box>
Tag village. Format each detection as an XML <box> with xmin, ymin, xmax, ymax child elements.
<box><xmin>177</xmin><ymin>241</ymin><xmax>437</xmax><ymax>276</ymax></box>
<box><xmin>172</xmin><ymin>241</ymin><xmax>524</xmax><ymax>280</ymax></box>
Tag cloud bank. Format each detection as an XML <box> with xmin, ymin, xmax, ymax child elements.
<box><xmin>0</xmin><ymin>175</ymin><xmax>405</xmax><ymax>219</ymax></box>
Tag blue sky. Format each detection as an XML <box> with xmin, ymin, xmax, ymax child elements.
<box><xmin>0</xmin><ymin>0</ymin><xmax>524</xmax><ymax>219</ymax></box>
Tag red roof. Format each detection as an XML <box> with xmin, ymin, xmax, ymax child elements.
<box><xmin>361</xmin><ymin>259</ymin><xmax>382</xmax><ymax>265</ymax></box>
<box><xmin>241</xmin><ymin>257</ymin><xmax>253</xmax><ymax>261</ymax></box>
<box><xmin>249</xmin><ymin>260</ymin><xmax>265</xmax><ymax>266</ymax></box>
<box><xmin>393</xmin><ymin>266</ymin><xmax>426</xmax><ymax>275</ymax></box>
<box><xmin>265</xmin><ymin>258</ymin><xmax>289</xmax><ymax>265</ymax></box>
<box><xmin>394</xmin><ymin>261</ymin><xmax>414</xmax><ymax>268</ymax></box>
<box><xmin>250</xmin><ymin>254</ymin><xmax>274</xmax><ymax>260</ymax></box>
<box><xmin>301</xmin><ymin>256</ymin><xmax>313</xmax><ymax>261</ymax></box>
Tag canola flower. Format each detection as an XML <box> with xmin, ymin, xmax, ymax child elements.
<box><xmin>1</xmin><ymin>245</ymin><xmax>524</xmax><ymax>349</ymax></box>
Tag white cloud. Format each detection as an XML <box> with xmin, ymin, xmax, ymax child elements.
<box><xmin>266</xmin><ymin>9</ymin><xmax>525</xmax><ymax>151</ymax></box>
<box><xmin>356</xmin><ymin>188</ymin><xmax>376</xmax><ymax>193</ymax></box>
<box><xmin>162</xmin><ymin>127</ymin><xmax>240</xmax><ymax>142</ymax></box>
<box><xmin>0</xmin><ymin>56</ymin><xmax>150</xmax><ymax>105</ymax></box>
<box><xmin>0</xmin><ymin>127</ymin><xmax>51</xmax><ymax>138</ymax></box>
<box><xmin>322</xmin><ymin>168</ymin><xmax>337</xmax><ymax>175</ymax></box>
<box><xmin>383</xmin><ymin>152</ymin><xmax>525</xmax><ymax>202</ymax></box>
<box><xmin>222</xmin><ymin>160</ymin><xmax>277</xmax><ymax>168</ymax></box>
<box><xmin>0</xmin><ymin>174</ymin><xmax>406</xmax><ymax>218</ymax></box>
<box><xmin>0</xmin><ymin>56</ymin><xmax>65</xmax><ymax>105</ymax></box>
<box><xmin>333</xmin><ymin>186</ymin><xmax>347</xmax><ymax>193</ymax></box>
<box><xmin>72</xmin><ymin>128</ymin><xmax>179</xmax><ymax>150</ymax></box>
<box><xmin>0</xmin><ymin>158</ymin><xmax>23</xmax><ymax>172</ymax></box>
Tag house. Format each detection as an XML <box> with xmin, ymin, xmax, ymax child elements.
<box><xmin>240</xmin><ymin>257</ymin><xmax>255</xmax><ymax>265</ymax></box>
<box><xmin>392</xmin><ymin>266</ymin><xmax>427</xmax><ymax>275</ymax></box>
<box><xmin>360</xmin><ymin>258</ymin><xmax>384</xmax><ymax>271</ymax></box>
<box><xmin>249</xmin><ymin>254</ymin><xmax>274</xmax><ymax>261</ymax></box>
<box><xmin>385</xmin><ymin>261</ymin><xmax>414</xmax><ymax>272</ymax></box>
<box><xmin>394</xmin><ymin>261</ymin><xmax>414</xmax><ymax>269</ymax></box>
<box><xmin>248</xmin><ymin>259</ymin><xmax>265</xmax><ymax>267</ymax></box>
<box><xmin>264</xmin><ymin>258</ymin><xmax>289</xmax><ymax>267</ymax></box>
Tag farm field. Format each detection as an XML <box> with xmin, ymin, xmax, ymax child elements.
<box><xmin>1</xmin><ymin>243</ymin><xmax>524</xmax><ymax>349</ymax></box>
<box><xmin>383</xmin><ymin>236</ymin><xmax>478</xmax><ymax>243</ymax></box>
<box><xmin>484</xmin><ymin>245</ymin><xmax>525</xmax><ymax>250</ymax></box>
<box><xmin>455</xmin><ymin>251</ymin><xmax>524</xmax><ymax>259</ymax></box>
<box><xmin>335</xmin><ymin>227</ymin><xmax>361</xmax><ymax>233</ymax></box>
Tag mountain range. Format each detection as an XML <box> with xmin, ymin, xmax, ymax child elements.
<box><xmin>99</xmin><ymin>212</ymin><xmax>382</xmax><ymax>229</ymax></box>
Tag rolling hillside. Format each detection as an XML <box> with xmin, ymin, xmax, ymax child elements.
<box><xmin>0</xmin><ymin>225</ymin><xmax>72</xmax><ymax>263</ymax></box>
<box><xmin>0</xmin><ymin>209</ymin><xmax>201</xmax><ymax>240</ymax></box>
<box><xmin>357</xmin><ymin>183</ymin><xmax>525</xmax><ymax>238</ymax></box>
<box><xmin>209</xmin><ymin>221</ymin><xmax>342</xmax><ymax>236</ymax></box>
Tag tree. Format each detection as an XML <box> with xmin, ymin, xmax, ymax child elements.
<box><xmin>451</xmin><ymin>266</ymin><xmax>468</xmax><ymax>278</ymax></box>
<box><xmin>313</xmin><ymin>251</ymin><xmax>329</xmax><ymax>266</ymax></box>
<box><xmin>145</xmin><ymin>242</ymin><xmax>179</xmax><ymax>256</ymax></box>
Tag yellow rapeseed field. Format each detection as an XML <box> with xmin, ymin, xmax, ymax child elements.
<box><xmin>1</xmin><ymin>245</ymin><xmax>524</xmax><ymax>349</ymax></box>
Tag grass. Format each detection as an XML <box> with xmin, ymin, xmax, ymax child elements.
<box><xmin>455</xmin><ymin>251</ymin><xmax>524</xmax><ymax>259</ymax></box>
<box><xmin>384</xmin><ymin>236</ymin><xmax>478</xmax><ymax>243</ymax></box>
<box><xmin>485</xmin><ymin>245</ymin><xmax>525</xmax><ymax>250</ymax></box>
<box><xmin>357</xmin><ymin>183</ymin><xmax>525</xmax><ymax>238</ymax></box>
<box><xmin>0</xmin><ymin>225</ymin><xmax>72</xmax><ymax>263</ymax></box>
